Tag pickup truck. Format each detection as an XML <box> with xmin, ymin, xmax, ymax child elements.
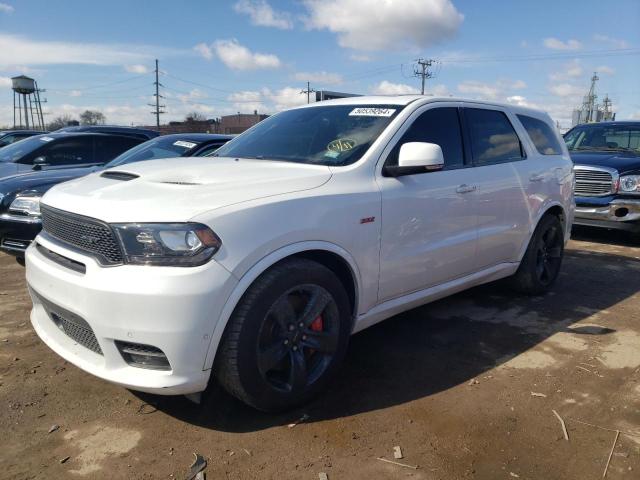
<box><xmin>565</xmin><ymin>121</ymin><xmax>640</xmax><ymax>236</ymax></box>
<box><xmin>25</xmin><ymin>96</ymin><xmax>574</xmax><ymax>411</ymax></box>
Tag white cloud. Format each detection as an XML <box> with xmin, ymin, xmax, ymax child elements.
<box><xmin>226</xmin><ymin>86</ymin><xmax>308</xmax><ymax>112</ymax></box>
<box><xmin>510</xmin><ymin>80</ymin><xmax>527</xmax><ymax>90</ymax></box>
<box><xmin>195</xmin><ymin>39</ymin><xmax>282</xmax><ymax>70</ymax></box>
<box><xmin>124</xmin><ymin>64</ymin><xmax>149</xmax><ymax>74</ymax></box>
<box><xmin>234</xmin><ymin>0</ymin><xmax>293</xmax><ymax>29</ymax></box>
<box><xmin>177</xmin><ymin>88</ymin><xmax>208</xmax><ymax>103</ymax></box>
<box><xmin>506</xmin><ymin>95</ymin><xmax>539</xmax><ymax>108</ymax></box>
<box><xmin>457</xmin><ymin>80</ymin><xmax>499</xmax><ymax>100</ymax></box>
<box><xmin>430</xmin><ymin>84</ymin><xmax>451</xmax><ymax>97</ymax></box>
<box><xmin>593</xmin><ymin>34</ymin><xmax>629</xmax><ymax>49</ymax></box>
<box><xmin>549</xmin><ymin>59</ymin><xmax>583</xmax><ymax>81</ymax></box>
<box><xmin>69</xmin><ymin>90</ymin><xmax>83</xmax><ymax>97</ymax></box>
<box><xmin>543</xmin><ymin>38</ymin><xmax>582</xmax><ymax>51</ymax></box>
<box><xmin>0</xmin><ymin>76</ymin><xmax>11</xmax><ymax>88</ymax></box>
<box><xmin>350</xmin><ymin>53</ymin><xmax>372</xmax><ymax>62</ymax></box>
<box><xmin>548</xmin><ymin>83</ymin><xmax>584</xmax><ymax>97</ymax></box>
<box><xmin>596</xmin><ymin>65</ymin><xmax>615</xmax><ymax>75</ymax></box>
<box><xmin>370</xmin><ymin>80</ymin><xmax>419</xmax><ymax>95</ymax></box>
<box><xmin>293</xmin><ymin>71</ymin><xmax>343</xmax><ymax>85</ymax></box>
<box><xmin>303</xmin><ymin>0</ymin><xmax>463</xmax><ymax>52</ymax></box>
<box><xmin>0</xmin><ymin>34</ymin><xmax>177</xmax><ymax>68</ymax></box>
<box><xmin>0</xmin><ymin>3</ymin><xmax>14</xmax><ymax>13</ymax></box>
<box><xmin>193</xmin><ymin>43</ymin><xmax>214</xmax><ymax>60</ymax></box>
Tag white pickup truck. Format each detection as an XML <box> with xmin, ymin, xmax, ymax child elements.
<box><xmin>25</xmin><ymin>96</ymin><xmax>574</xmax><ymax>411</ymax></box>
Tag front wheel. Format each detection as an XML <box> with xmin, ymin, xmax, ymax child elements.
<box><xmin>511</xmin><ymin>214</ymin><xmax>565</xmax><ymax>295</ymax></box>
<box><xmin>215</xmin><ymin>258</ymin><xmax>351</xmax><ymax>412</ymax></box>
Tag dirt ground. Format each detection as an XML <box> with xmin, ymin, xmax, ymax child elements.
<box><xmin>1</xmin><ymin>227</ymin><xmax>639</xmax><ymax>480</ymax></box>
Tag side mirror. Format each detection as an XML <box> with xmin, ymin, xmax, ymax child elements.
<box><xmin>32</xmin><ymin>156</ymin><xmax>49</xmax><ymax>170</ymax></box>
<box><xmin>384</xmin><ymin>142</ymin><xmax>445</xmax><ymax>177</ymax></box>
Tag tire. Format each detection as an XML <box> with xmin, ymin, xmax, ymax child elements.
<box><xmin>511</xmin><ymin>214</ymin><xmax>565</xmax><ymax>295</ymax></box>
<box><xmin>215</xmin><ymin>258</ymin><xmax>352</xmax><ymax>412</ymax></box>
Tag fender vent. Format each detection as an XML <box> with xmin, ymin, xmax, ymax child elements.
<box><xmin>101</xmin><ymin>171</ymin><xmax>139</xmax><ymax>181</ymax></box>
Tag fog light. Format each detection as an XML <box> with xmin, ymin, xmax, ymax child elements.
<box><xmin>115</xmin><ymin>341</ymin><xmax>171</xmax><ymax>370</ymax></box>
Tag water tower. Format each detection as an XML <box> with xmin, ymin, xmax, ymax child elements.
<box><xmin>12</xmin><ymin>75</ymin><xmax>45</xmax><ymax>130</ymax></box>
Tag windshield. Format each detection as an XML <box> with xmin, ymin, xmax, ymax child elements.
<box><xmin>564</xmin><ymin>124</ymin><xmax>640</xmax><ymax>154</ymax></box>
<box><xmin>0</xmin><ymin>135</ymin><xmax>51</xmax><ymax>163</ymax></box>
<box><xmin>106</xmin><ymin>136</ymin><xmax>199</xmax><ymax>167</ymax></box>
<box><xmin>213</xmin><ymin>105</ymin><xmax>403</xmax><ymax>166</ymax></box>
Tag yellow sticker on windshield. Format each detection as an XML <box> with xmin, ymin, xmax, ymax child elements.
<box><xmin>327</xmin><ymin>138</ymin><xmax>356</xmax><ymax>153</ymax></box>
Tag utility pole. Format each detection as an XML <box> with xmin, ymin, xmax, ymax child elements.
<box><xmin>300</xmin><ymin>81</ymin><xmax>315</xmax><ymax>104</ymax></box>
<box><xmin>414</xmin><ymin>59</ymin><xmax>435</xmax><ymax>95</ymax></box>
<box><xmin>149</xmin><ymin>59</ymin><xmax>165</xmax><ymax>130</ymax></box>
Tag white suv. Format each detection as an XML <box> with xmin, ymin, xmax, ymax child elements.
<box><xmin>25</xmin><ymin>96</ymin><xmax>574</xmax><ymax>411</ymax></box>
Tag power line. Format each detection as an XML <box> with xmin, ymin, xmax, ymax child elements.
<box><xmin>148</xmin><ymin>59</ymin><xmax>165</xmax><ymax>129</ymax></box>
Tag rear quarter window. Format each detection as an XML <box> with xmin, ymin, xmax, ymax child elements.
<box><xmin>465</xmin><ymin>108</ymin><xmax>524</xmax><ymax>165</ymax></box>
<box><xmin>517</xmin><ymin>114</ymin><xmax>563</xmax><ymax>155</ymax></box>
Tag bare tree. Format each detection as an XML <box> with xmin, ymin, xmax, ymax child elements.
<box><xmin>79</xmin><ymin>110</ymin><xmax>106</xmax><ymax>125</ymax></box>
<box><xmin>48</xmin><ymin>114</ymin><xmax>77</xmax><ymax>131</ymax></box>
<box><xmin>184</xmin><ymin>112</ymin><xmax>207</xmax><ymax>123</ymax></box>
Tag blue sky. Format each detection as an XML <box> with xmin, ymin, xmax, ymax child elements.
<box><xmin>0</xmin><ymin>0</ymin><xmax>638</xmax><ymax>128</ymax></box>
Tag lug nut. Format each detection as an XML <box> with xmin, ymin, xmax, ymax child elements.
<box><xmin>284</xmin><ymin>339</ymin><xmax>289</xmax><ymax>345</ymax></box>
<box><xmin>288</xmin><ymin>324</ymin><xmax>295</xmax><ymax>331</ymax></box>
<box><xmin>302</xmin><ymin>335</ymin><xmax>307</xmax><ymax>340</ymax></box>
<box><xmin>298</xmin><ymin>322</ymin><xmax>304</xmax><ymax>328</ymax></box>
<box><xmin>292</xmin><ymin>345</ymin><xmax>298</xmax><ymax>351</ymax></box>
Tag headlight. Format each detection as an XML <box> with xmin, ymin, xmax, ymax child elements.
<box><xmin>619</xmin><ymin>175</ymin><xmax>640</xmax><ymax>194</ymax></box>
<box><xmin>9</xmin><ymin>194</ymin><xmax>41</xmax><ymax>217</ymax></box>
<box><xmin>113</xmin><ymin>223</ymin><xmax>221</xmax><ymax>267</ymax></box>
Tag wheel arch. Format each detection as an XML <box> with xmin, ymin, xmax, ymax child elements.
<box><xmin>517</xmin><ymin>201</ymin><xmax>568</xmax><ymax>262</ymax></box>
<box><xmin>203</xmin><ymin>241</ymin><xmax>361</xmax><ymax>371</ymax></box>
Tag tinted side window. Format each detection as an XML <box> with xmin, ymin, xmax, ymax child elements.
<box><xmin>517</xmin><ymin>115</ymin><xmax>562</xmax><ymax>155</ymax></box>
<box><xmin>387</xmin><ymin>107</ymin><xmax>464</xmax><ymax>168</ymax></box>
<box><xmin>465</xmin><ymin>108</ymin><xmax>523</xmax><ymax>165</ymax></box>
<box><xmin>94</xmin><ymin>136</ymin><xmax>142</xmax><ymax>163</ymax></box>
<box><xmin>42</xmin><ymin>138</ymin><xmax>95</xmax><ymax>166</ymax></box>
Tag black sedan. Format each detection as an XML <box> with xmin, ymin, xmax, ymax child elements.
<box><xmin>0</xmin><ymin>133</ymin><xmax>233</xmax><ymax>260</ymax></box>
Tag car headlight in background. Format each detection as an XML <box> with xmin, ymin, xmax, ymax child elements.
<box><xmin>619</xmin><ymin>175</ymin><xmax>640</xmax><ymax>194</ymax></box>
<box><xmin>9</xmin><ymin>193</ymin><xmax>42</xmax><ymax>217</ymax></box>
<box><xmin>113</xmin><ymin>223</ymin><xmax>221</xmax><ymax>266</ymax></box>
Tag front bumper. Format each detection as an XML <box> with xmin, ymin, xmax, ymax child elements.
<box><xmin>25</xmin><ymin>234</ymin><xmax>238</xmax><ymax>395</ymax></box>
<box><xmin>0</xmin><ymin>213</ymin><xmax>42</xmax><ymax>256</ymax></box>
<box><xmin>573</xmin><ymin>198</ymin><xmax>640</xmax><ymax>232</ymax></box>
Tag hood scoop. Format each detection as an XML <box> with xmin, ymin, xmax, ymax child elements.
<box><xmin>101</xmin><ymin>171</ymin><xmax>139</xmax><ymax>181</ymax></box>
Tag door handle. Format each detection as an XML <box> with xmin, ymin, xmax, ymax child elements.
<box><xmin>456</xmin><ymin>184</ymin><xmax>477</xmax><ymax>194</ymax></box>
<box><xmin>529</xmin><ymin>172</ymin><xmax>545</xmax><ymax>182</ymax></box>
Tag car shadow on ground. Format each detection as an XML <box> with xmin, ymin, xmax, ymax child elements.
<box><xmin>572</xmin><ymin>225</ymin><xmax>639</xmax><ymax>248</ymax></box>
<box><xmin>134</xmin><ymin>240</ymin><xmax>640</xmax><ymax>433</ymax></box>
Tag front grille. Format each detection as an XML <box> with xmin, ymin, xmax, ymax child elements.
<box><xmin>574</xmin><ymin>167</ymin><xmax>616</xmax><ymax>197</ymax></box>
<box><xmin>32</xmin><ymin>289</ymin><xmax>103</xmax><ymax>355</ymax></box>
<box><xmin>40</xmin><ymin>205</ymin><xmax>122</xmax><ymax>264</ymax></box>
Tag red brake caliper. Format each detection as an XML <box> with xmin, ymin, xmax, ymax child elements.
<box><xmin>310</xmin><ymin>315</ymin><xmax>323</xmax><ymax>332</ymax></box>
<box><xmin>307</xmin><ymin>315</ymin><xmax>323</xmax><ymax>355</ymax></box>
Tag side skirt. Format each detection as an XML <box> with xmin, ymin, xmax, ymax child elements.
<box><xmin>352</xmin><ymin>262</ymin><xmax>519</xmax><ymax>334</ymax></box>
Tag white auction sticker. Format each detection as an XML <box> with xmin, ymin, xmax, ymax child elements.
<box><xmin>349</xmin><ymin>107</ymin><xmax>396</xmax><ymax>117</ymax></box>
<box><xmin>39</xmin><ymin>136</ymin><xmax>54</xmax><ymax>142</ymax></box>
<box><xmin>173</xmin><ymin>140</ymin><xmax>197</xmax><ymax>149</ymax></box>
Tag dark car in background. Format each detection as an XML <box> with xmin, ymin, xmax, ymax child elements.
<box><xmin>55</xmin><ymin>125</ymin><xmax>160</xmax><ymax>140</ymax></box>
<box><xmin>0</xmin><ymin>132</ymin><xmax>144</xmax><ymax>180</ymax></box>
<box><xmin>567</xmin><ymin>121</ymin><xmax>640</xmax><ymax>236</ymax></box>
<box><xmin>0</xmin><ymin>130</ymin><xmax>48</xmax><ymax>148</ymax></box>
<box><xmin>0</xmin><ymin>133</ymin><xmax>233</xmax><ymax>259</ymax></box>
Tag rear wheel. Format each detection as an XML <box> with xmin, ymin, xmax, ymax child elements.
<box><xmin>512</xmin><ymin>214</ymin><xmax>564</xmax><ymax>295</ymax></box>
<box><xmin>215</xmin><ymin>258</ymin><xmax>351</xmax><ymax>412</ymax></box>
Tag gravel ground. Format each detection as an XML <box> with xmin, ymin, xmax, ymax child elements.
<box><xmin>1</xmin><ymin>227</ymin><xmax>639</xmax><ymax>480</ymax></box>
